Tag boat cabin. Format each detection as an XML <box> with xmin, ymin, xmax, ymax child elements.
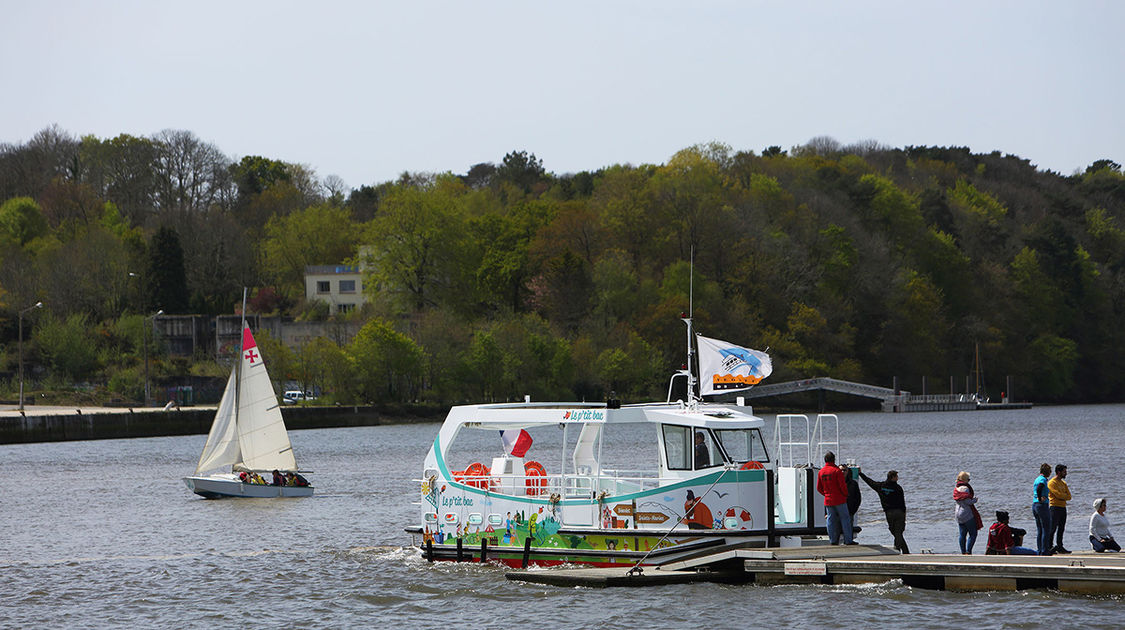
<box><xmin>425</xmin><ymin>400</ymin><xmax>771</xmax><ymax>502</ymax></box>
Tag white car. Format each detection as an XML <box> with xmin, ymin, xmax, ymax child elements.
<box><xmin>282</xmin><ymin>390</ymin><xmax>307</xmax><ymax>404</ymax></box>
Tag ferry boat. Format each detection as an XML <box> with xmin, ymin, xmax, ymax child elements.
<box><xmin>408</xmin><ymin>317</ymin><xmax>842</xmax><ymax>568</ymax></box>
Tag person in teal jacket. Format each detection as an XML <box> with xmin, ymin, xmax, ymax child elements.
<box><xmin>1032</xmin><ymin>463</ymin><xmax>1052</xmax><ymax>555</ymax></box>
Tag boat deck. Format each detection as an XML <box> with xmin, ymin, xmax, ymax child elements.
<box><xmin>506</xmin><ymin>544</ymin><xmax>1125</xmax><ymax>593</ymax></box>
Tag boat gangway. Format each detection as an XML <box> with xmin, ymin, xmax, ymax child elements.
<box><xmin>733</xmin><ymin>377</ymin><xmax>1029</xmax><ymax>412</ymax></box>
<box><xmin>505</xmin><ymin>544</ymin><xmax>1125</xmax><ymax>594</ymax></box>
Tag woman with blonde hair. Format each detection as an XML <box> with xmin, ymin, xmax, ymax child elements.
<box><xmin>954</xmin><ymin>471</ymin><xmax>983</xmax><ymax>554</ymax></box>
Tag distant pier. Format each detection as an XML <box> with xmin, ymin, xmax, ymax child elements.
<box><xmin>732</xmin><ymin>377</ymin><xmax>1032</xmax><ymax>412</ymax></box>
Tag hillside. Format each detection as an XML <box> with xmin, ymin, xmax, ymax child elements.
<box><xmin>2</xmin><ymin>127</ymin><xmax>1123</xmax><ymax>405</ymax></box>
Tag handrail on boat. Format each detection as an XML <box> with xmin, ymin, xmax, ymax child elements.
<box><xmin>428</xmin><ymin>469</ymin><xmax>735</xmax><ymax>499</ymax></box>
<box><xmin>812</xmin><ymin>413</ymin><xmax>840</xmax><ymax>464</ymax></box>
<box><xmin>774</xmin><ymin>414</ymin><xmax>811</xmax><ymax>467</ymax></box>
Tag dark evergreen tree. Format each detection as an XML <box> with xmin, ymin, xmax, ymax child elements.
<box><xmin>497</xmin><ymin>151</ymin><xmax>546</xmax><ymax>193</ymax></box>
<box><xmin>146</xmin><ymin>226</ymin><xmax>190</xmax><ymax>314</ymax></box>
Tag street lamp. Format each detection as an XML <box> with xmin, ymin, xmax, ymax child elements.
<box><xmin>144</xmin><ymin>309</ymin><xmax>163</xmax><ymax>406</ymax></box>
<box><xmin>18</xmin><ymin>301</ymin><xmax>43</xmax><ymax>411</ymax></box>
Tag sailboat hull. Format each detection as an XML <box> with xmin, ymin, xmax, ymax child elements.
<box><xmin>183</xmin><ymin>475</ymin><xmax>314</xmax><ymax>499</ymax></box>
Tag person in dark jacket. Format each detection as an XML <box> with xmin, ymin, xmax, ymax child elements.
<box><xmin>858</xmin><ymin>469</ymin><xmax>910</xmax><ymax>553</ymax></box>
<box><xmin>843</xmin><ymin>465</ymin><xmax>862</xmax><ymax>519</ymax></box>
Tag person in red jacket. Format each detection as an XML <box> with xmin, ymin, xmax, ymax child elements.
<box><xmin>986</xmin><ymin>511</ymin><xmax>1015</xmax><ymax>554</ymax></box>
<box><xmin>817</xmin><ymin>451</ymin><xmax>854</xmax><ymax>544</ymax></box>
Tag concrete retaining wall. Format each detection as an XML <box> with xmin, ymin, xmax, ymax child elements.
<box><xmin>0</xmin><ymin>405</ymin><xmax>447</xmax><ymax>445</ymax></box>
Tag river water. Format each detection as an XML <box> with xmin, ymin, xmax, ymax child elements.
<box><xmin>3</xmin><ymin>404</ymin><xmax>1123</xmax><ymax>628</ymax></box>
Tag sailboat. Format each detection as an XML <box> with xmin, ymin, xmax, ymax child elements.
<box><xmin>183</xmin><ymin>324</ymin><xmax>313</xmax><ymax>498</ymax></box>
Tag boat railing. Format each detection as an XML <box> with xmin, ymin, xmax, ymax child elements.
<box><xmin>442</xmin><ymin>469</ymin><xmax>704</xmax><ymax>499</ymax></box>
<box><xmin>774</xmin><ymin>414</ymin><xmax>811</xmax><ymax>467</ymax></box>
<box><xmin>812</xmin><ymin>413</ymin><xmax>840</xmax><ymax>464</ymax></box>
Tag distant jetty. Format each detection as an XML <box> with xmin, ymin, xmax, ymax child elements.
<box><xmin>732</xmin><ymin>377</ymin><xmax>1032</xmax><ymax>412</ymax></box>
<box><xmin>0</xmin><ymin>404</ymin><xmax>445</xmax><ymax>444</ymax></box>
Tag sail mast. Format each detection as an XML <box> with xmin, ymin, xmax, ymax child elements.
<box><xmin>234</xmin><ymin>287</ymin><xmax>247</xmax><ymax>468</ymax></box>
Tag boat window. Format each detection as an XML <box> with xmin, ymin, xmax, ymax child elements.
<box><xmin>715</xmin><ymin>428</ymin><xmax>770</xmax><ymax>464</ymax></box>
<box><xmin>693</xmin><ymin>430</ymin><xmax>721</xmax><ymax>470</ymax></box>
<box><xmin>487</xmin><ymin>514</ymin><xmax>504</xmax><ymax>527</ymax></box>
<box><xmin>662</xmin><ymin>425</ymin><xmax>691</xmax><ymax>470</ymax></box>
<box><xmin>467</xmin><ymin>513</ymin><xmax>483</xmax><ymax>526</ymax></box>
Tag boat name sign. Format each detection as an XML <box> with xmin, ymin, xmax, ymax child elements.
<box><xmin>562</xmin><ymin>409</ymin><xmax>605</xmax><ymax>422</ymax></box>
<box><xmin>442</xmin><ymin>496</ymin><xmax>474</xmax><ymax>508</ymax></box>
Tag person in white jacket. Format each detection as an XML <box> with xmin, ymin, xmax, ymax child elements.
<box><xmin>1089</xmin><ymin>498</ymin><xmax>1121</xmax><ymax>552</ymax></box>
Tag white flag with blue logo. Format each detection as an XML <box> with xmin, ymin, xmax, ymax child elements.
<box><xmin>696</xmin><ymin>334</ymin><xmax>772</xmax><ymax>395</ymax></box>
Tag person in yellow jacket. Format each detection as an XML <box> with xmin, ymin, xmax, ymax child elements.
<box><xmin>1048</xmin><ymin>464</ymin><xmax>1072</xmax><ymax>554</ymax></box>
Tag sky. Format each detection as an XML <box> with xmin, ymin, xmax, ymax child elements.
<box><xmin>3</xmin><ymin>1</ymin><xmax>1123</xmax><ymax>190</ymax></box>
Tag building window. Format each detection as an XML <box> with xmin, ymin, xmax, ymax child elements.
<box><xmin>339</xmin><ymin>279</ymin><xmax>356</xmax><ymax>293</ymax></box>
<box><xmin>316</xmin><ymin>281</ymin><xmax>330</xmax><ymax>294</ymax></box>
<box><xmin>338</xmin><ymin>303</ymin><xmax>355</xmax><ymax>314</ymax></box>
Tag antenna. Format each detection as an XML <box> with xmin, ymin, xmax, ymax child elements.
<box><xmin>689</xmin><ymin>246</ymin><xmax>694</xmax><ymax>318</ymax></box>
<box><xmin>683</xmin><ymin>247</ymin><xmax>698</xmax><ymax>403</ymax></box>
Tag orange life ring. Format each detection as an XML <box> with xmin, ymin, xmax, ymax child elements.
<box><xmin>524</xmin><ymin>460</ymin><xmax>547</xmax><ymax>496</ymax></box>
<box><xmin>463</xmin><ymin>462</ymin><xmax>491</xmax><ymax>489</ymax></box>
<box><xmin>740</xmin><ymin>461</ymin><xmax>764</xmax><ymax>470</ymax></box>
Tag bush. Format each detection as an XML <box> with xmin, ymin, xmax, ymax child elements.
<box><xmin>107</xmin><ymin>366</ymin><xmax>144</xmax><ymax>402</ymax></box>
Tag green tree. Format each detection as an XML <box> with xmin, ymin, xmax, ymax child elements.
<box><xmin>361</xmin><ymin>176</ymin><xmax>467</xmax><ymax>312</ymax></box>
<box><xmin>1009</xmin><ymin>247</ymin><xmax>1066</xmax><ymax>336</ymax></box>
<box><xmin>255</xmin><ymin>329</ymin><xmax>296</xmax><ymax>393</ymax></box>
<box><xmin>231</xmin><ymin>155</ymin><xmax>291</xmax><ymax>199</ymax></box>
<box><xmin>1027</xmin><ymin>333</ymin><xmax>1079</xmax><ymax>399</ymax></box>
<box><xmin>296</xmin><ymin>336</ymin><xmax>351</xmax><ymax>401</ymax></box>
<box><xmin>531</xmin><ymin>251</ymin><xmax>592</xmax><ymax>331</ymax></box>
<box><xmin>38</xmin><ymin>224</ymin><xmax>133</xmax><ymax>320</ymax></box>
<box><xmin>35</xmin><ymin>312</ymin><xmax>100</xmax><ymax>379</ymax></box>
<box><xmin>594</xmin><ymin>331</ymin><xmax>662</xmax><ymax>400</ymax></box>
<box><xmin>0</xmin><ymin>197</ymin><xmax>49</xmax><ymax>246</ymax></box>
<box><xmin>465</xmin><ymin>329</ymin><xmax>507</xmax><ymax>402</ymax></box>
<box><xmin>78</xmin><ymin>133</ymin><xmax>159</xmax><ymax>227</ymax></box>
<box><xmin>874</xmin><ymin>269</ymin><xmax>949</xmax><ymax>381</ymax></box>
<box><xmin>470</xmin><ymin>200</ymin><xmax>556</xmax><ymax>313</ymax></box>
<box><xmin>259</xmin><ymin>203</ymin><xmax>358</xmax><ymax>293</ymax></box>
<box><xmin>348</xmin><ymin>319</ymin><xmax>424</xmax><ymax>402</ymax></box>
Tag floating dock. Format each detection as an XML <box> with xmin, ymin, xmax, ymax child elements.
<box><xmin>506</xmin><ymin>544</ymin><xmax>1125</xmax><ymax>594</ymax></box>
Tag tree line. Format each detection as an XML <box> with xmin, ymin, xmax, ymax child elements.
<box><xmin>2</xmin><ymin>126</ymin><xmax>1124</xmax><ymax>406</ymax></box>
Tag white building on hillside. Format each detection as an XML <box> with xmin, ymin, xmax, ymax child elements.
<box><xmin>304</xmin><ymin>265</ymin><xmax>365</xmax><ymax>314</ymax></box>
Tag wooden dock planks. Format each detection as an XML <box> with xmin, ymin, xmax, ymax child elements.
<box><xmin>506</xmin><ymin>544</ymin><xmax>1125</xmax><ymax>593</ymax></box>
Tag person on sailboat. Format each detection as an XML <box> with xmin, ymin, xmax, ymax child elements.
<box><xmin>272</xmin><ymin>469</ymin><xmax>283</xmax><ymax>486</ymax></box>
